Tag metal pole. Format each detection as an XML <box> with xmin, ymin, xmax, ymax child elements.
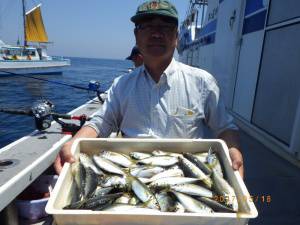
<box><xmin>22</xmin><ymin>0</ymin><xmax>27</xmax><ymax>46</ymax></box>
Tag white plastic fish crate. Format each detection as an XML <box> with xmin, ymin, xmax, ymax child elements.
<box><xmin>46</xmin><ymin>138</ymin><xmax>258</xmax><ymax>225</ymax></box>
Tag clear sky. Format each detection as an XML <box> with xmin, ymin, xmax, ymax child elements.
<box><xmin>0</xmin><ymin>0</ymin><xmax>189</xmax><ymax>60</ymax></box>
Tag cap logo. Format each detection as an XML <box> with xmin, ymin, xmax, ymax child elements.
<box><xmin>131</xmin><ymin>0</ymin><xmax>178</xmax><ymax>24</ymax></box>
<box><xmin>150</xmin><ymin>1</ymin><xmax>159</xmax><ymax>10</ymax></box>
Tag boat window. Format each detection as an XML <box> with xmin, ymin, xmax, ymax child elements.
<box><xmin>23</xmin><ymin>49</ymin><xmax>29</xmax><ymax>56</ymax></box>
<box><xmin>252</xmin><ymin>22</ymin><xmax>300</xmax><ymax>145</ymax></box>
<box><xmin>7</xmin><ymin>49</ymin><xmax>21</xmax><ymax>56</ymax></box>
<box><xmin>268</xmin><ymin>0</ymin><xmax>300</xmax><ymax>26</ymax></box>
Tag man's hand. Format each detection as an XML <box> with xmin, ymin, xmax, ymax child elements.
<box><xmin>54</xmin><ymin>141</ymin><xmax>75</xmax><ymax>174</ymax></box>
<box><xmin>54</xmin><ymin>126</ymin><xmax>98</xmax><ymax>174</ymax></box>
<box><xmin>229</xmin><ymin>147</ymin><xmax>244</xmax><ymax>179</ymax></box>
<box><xmin>218</xmin><ymin>129</ymin><xmax>244</xmax><ymax>179</ymax></box>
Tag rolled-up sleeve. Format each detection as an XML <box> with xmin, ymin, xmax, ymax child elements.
<box><xmin>84</xmin><ymin>78</ymin><xmax>121</xmax><ymax>137</ymax></box>
<box><xmin>204</xmin><ymin>76</ymin><xmax>238</xmax><ymax>136</ymax></box>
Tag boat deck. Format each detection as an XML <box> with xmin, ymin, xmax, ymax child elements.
<box><xmin>242</xmin><ymin>131</ymin><xmax>300</xmax><ymax>225</ymax></box>
<box><xmin>0</xmin><ymin>98</ymin><xmax>299</xmax><ymax>224</ymax></box>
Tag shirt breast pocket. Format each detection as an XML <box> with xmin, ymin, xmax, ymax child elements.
<box><xmin>165</xmin><ymin>108</ymin><xmax>204</xmax><ymax>138</ymax></box>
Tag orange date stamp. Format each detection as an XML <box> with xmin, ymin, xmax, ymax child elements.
<box><xmin>213</xmin><ymin>195</ymin><xmax>272</xmax><ymax>204</ymax></box>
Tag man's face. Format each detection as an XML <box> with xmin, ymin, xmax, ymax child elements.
<box><xmin>134</xmin><ymin>17</ymin><xmax>178</xmax><ymax>61</ymax></box>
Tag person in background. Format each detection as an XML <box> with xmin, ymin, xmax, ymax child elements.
<box><xmin>126</xmin><ymin>46</ymin><xmax>144</xmax><ymax>67</ymax></box>
<box><xmin>54</xmin><ymin>0</ymin><xmax>244</xmax><ymax>178</ymax></box>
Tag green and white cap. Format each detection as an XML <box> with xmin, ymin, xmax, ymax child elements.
<box><xmin>131</xmin><ymin>0</ymin><xmax>178</xmax><ymax>24</ymax></box>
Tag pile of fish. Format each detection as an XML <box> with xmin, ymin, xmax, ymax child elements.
<box><xmin>64</xmin><ymin>148</ymin><xmax>238</xmax><ymax>213</ymax></box>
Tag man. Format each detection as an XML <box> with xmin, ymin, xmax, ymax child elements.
<box><xmin>126</xmin><ymin>46</ymin><xmax>144</xmax><ymax>67</ymax></box>
<box><xmin>54</xmin><ymin>0</ymin><xmax>244</xmax><ymax>178</ymax></box>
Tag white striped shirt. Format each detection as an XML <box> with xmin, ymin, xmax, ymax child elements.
<box><xmin>85</xmin><ymin>58</ymin><xmax>237</xmax><ymax>138</ymax></box>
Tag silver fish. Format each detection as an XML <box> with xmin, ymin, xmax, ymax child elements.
<box><xmin>114</xmin><ymin>193</ymin><xmax>132</xmax><ymax>204</ymax></box>
<box><xmin>171</xmin><ymin>191</ymin><xmax>213</xmax><ymax>213</ymax></box>
<box><xmin>82</xmin><ymin>167</ymin><xmax>98</xmax><ymax>198</ymax></box>
<box><xmin>183</xmin><ymin>152</ymin><xmax>212</xmax><ymax>175</ymax></box>
<box><xmin>93</xmin><ymin>155</ymin><xmax>125</xmax><ymax>175</ymax></box>
<box><xmin>170</xmin><ymin>184</ymin><xmax>213</xmax><ymax>198</ymax></box>
<box><xmin>92</xmin><ymin>200</ymin><xmax>115</xmax><ymax>211</ymax></box>
<box><xmin>149</xmin><ymin>168</ymin><xmax>184</xmax><ymax>182</ymax></box>
<box><xmin>79</xmin><ymin>153</ymin><xmax>104</xmax><ymax>176</ymax></box>
<box><xmin>212</xmin><ymin>170</ymin><xmax>238</xmax><ymax>211</ymax></box>
<box><xmin>71</xmin><ymin>160</ymin><xmax>84</xmax><ymax>199</ymax></box>
<box><xmin>194</xmin><ymin>152</ymin><xmax>208</xmax><ymax>163</ymax></box>
<box><xmin>152</xmin><ymin>150</ymin><xmax>182</xmax><ymax>158</ymax></box>
<box><xmin>100</xmin><ymin>175</ymin><xmax>127</xmax><ymax>188</ymax></box>
<box><xmin>149</xmin><ymin>177</ymin><xmax>200</xmax><ymax>189</ymax></box>
<box><xmin>64</xmin><ymin>192</ymin><xmax>122</xmax><ymax>210</ymax></box>
<box><xmin>79</xmin><ymin>154</ymin><xmax>98</xmax><ymax>198</ymax></box>
<box><xmin>129</xmin><ymin>152</ymin><xmax>152</xmax><ymax>160</ymax></box>
<box><xmin>137</xmin><ymin>156</ymin><xmax>178</xmax><ymax>167</ymax></box>
<box><xmin>130</xmin><ymin>166</ymin><xmax>164</xmax><ymax>178</ymax></box>
<box><xmin>129</xmin><ymin>196</ymin><xmax>140</xmax><ymax>205</ymax></box>
<box><xmin>137</xmin><ymin>177</ymin><xmax>152</xmax><ymax>184</ymax></box>
<box><xmin>127</xmin><ymin>176</ymin><xmax>160</xmax><ymax>209</ymax></box>
<box><xmin>198</xmin><ymin>197</ymin><xmax>235</xmax><ymax>213</ymax></box>
<box><xmin>84</xmin><ymin>192</ymin><xmax>123</xmax><ymax>209</ymax></box>
<box><xmin>100</xmin><ymin>150</ymin><xmax>135</xmax><ymax>168</ymax></box>
<box><xmin>174</xmin><ymin>201</ymin><xmax>185</xmax><ymax>213</ymax></box>
<box><xmin>178</xmin><ymin>156</ymin><xmax>212</xmax><ymax>189</ymax></box>
<box><xmin>206</xmin><ymin>148</ymin><xmax>224</xmax><ymax>177</ymax></box>
<box><xmin>92</xmin><ymin>186</ymin><xmax>113</xmax><ymax>197</ymax></box>
<box><xmin>155</xmin><ymin>191</ymin><xmax>176</xmax><ymax>212</ymax></box>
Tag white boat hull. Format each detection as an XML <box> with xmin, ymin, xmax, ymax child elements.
<box><xmin>0</xmin><ymin>59</ymin><xmax>70</xmax><ymax>75</ymax></box>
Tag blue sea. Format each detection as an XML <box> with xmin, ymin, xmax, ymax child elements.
<box><xmin>0</xmin><ymin>57</ymin><xmax>132</xmax><ymax>149</ymax></box>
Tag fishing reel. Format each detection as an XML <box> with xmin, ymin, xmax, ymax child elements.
<box><xmin>0</xmin><ymin>100</ymin><xmax>91</xmax><ymax>136</ymax></box>
<box><xmin>88</xmin><ymin>80</ymin><xmax>104</xmax><ymax>103</ymax></box>
<box><xmin>31</xmin><ymin>100</ymin><xmax>54</xmax><ymax>130</ymax></box>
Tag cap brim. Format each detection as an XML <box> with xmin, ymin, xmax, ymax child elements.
<box><xmin>131</xmin><ymin>12</ymin><xmax>178</xmax><ymax>24</ymax></box>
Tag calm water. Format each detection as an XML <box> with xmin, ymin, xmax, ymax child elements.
<box><xmin>0</xmin><ymin>57</ymin><xmax>132</xmax><ymax>148</ymax></box>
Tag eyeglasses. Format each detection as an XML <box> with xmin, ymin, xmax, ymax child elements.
<box><xmin>136</xmin><ymin>24</ymin><xmax>177</xmax><ymax>34</ymax></box>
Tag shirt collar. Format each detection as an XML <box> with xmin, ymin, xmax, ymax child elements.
<box><xmin>142</xmin><ymin>58</ymin><xmax>177</xmax><ymax>86</ymax></box>
<box><xmin>164</xmin><ymin>58</ymin><xmax>177</xmax><ymax>77</ymax></box>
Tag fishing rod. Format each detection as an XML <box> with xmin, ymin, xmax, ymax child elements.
<box><xmin>0</xmin><ymin>100</ymin><xmax>91</xmax><ymax>135</ymax></box>
<box><xmin>0</xmin><ymin>70</ymin><xmax>108</xmax><ymax>103</ymax></box>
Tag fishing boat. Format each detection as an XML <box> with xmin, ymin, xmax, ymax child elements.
<box><xmin>0</xmin><ymin>1</ymin><xmax>70</xmax><ymax>76</ymax></box>
<box><xmin>178</xmin><ymin>0</ymin><xmax>300</xmax><ymax>166</ymax></box>
<box><xmin>0</xmin><ymin>0</ymin><xmax>300</xmax><ymax>224</ymax></box>
<box><xmin>177</xmin><ymin>0</ymin><xmax>300</xmax><ymax>224</ymax></box>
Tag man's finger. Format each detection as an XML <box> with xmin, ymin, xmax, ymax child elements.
<box><xmin>238</xmin><ymin>165</ymin><xmax>244</xmax><ymax>179</ymax></box>
<box><xmin>229</xmin><ymin>147</ymin><xmax>244</xmax><ymax>179</ymax></box>
<box><xmin>60</xmin><ymin>147</ymin><xmax>75</xmax><ymax>164</ymax></box>
<box><xmin>54</xmin><ymin>154</ymin><xmax>63</xmax><ymax>174</ymax></box>
<box><xmin>232</xmin><ymin>158</ymin><xmax>242</xmax><ymax>170</ymax></box>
